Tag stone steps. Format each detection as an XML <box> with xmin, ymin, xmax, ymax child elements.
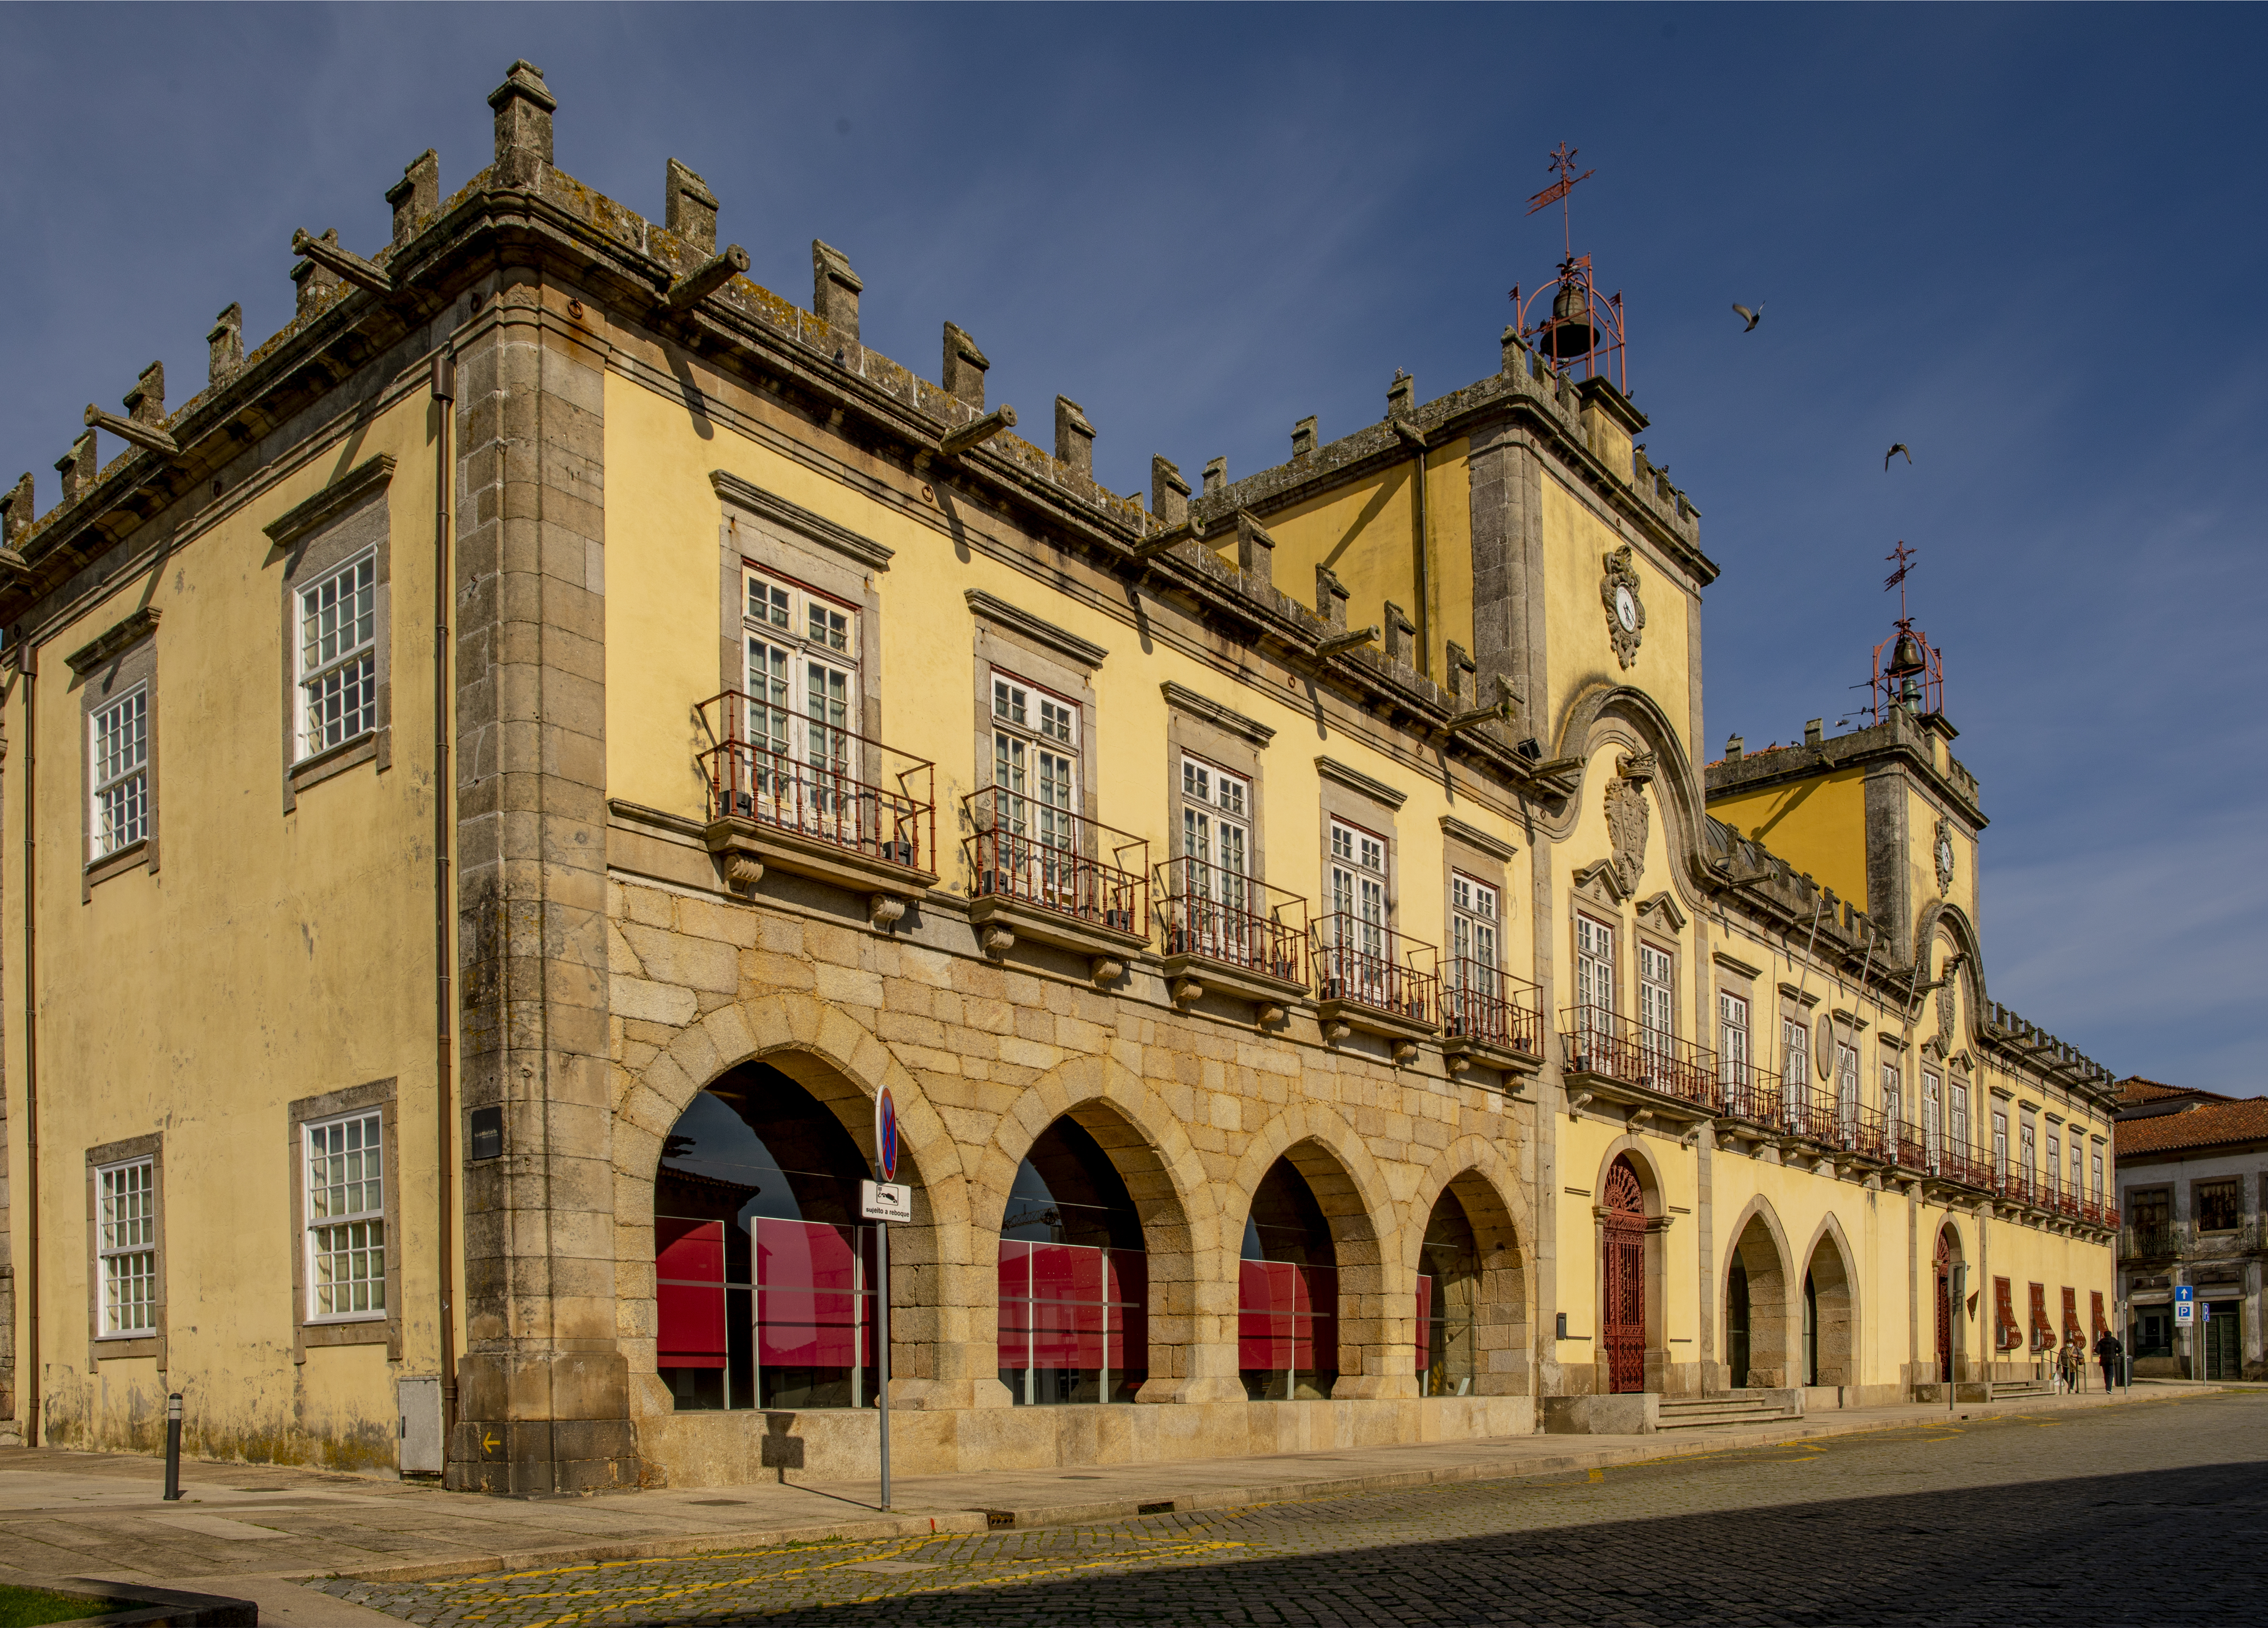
<box><xmin>1987</xmin><ymin>1379</ymin><xmax>2055</xmax><ymax>1401</ymax></box>
<box><xmin>1656</xmin><ymin>1392</ymin><xmax>1801</xmax><ymax>1431</ymax></box>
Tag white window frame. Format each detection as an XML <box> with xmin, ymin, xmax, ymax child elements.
<box><xmin>2091</xmin><ymin>1149</ymin><xmax>2104</xmax><ymax>1202</ymax></box>
<box><xmin>742</xmin><ymin>565</ymin><xmax>861</xmax><ymax>807</ymax></box>
<box><xmin>1179</xmin><ymin>755</ymin><xmax>1252</xmax><ymax>954</ymax></box>
<box><xmin>1575</xmin><ymin>914</ymin><xmax>1616</xmax><ymax>1024</ymax></box>
<box><xmin>1781</xmin><ymin>1016</ymin><xmax>1810</xmax><ymax>1118</ymax></box>
<box><xmin>1449</xmin><ymin>872</ymin><xmax>1501</xmax><ymax>1021</ymax></box>
<box><xmin>296</xmin><ymin>549</ymin><xmax>379</xmax><ymax>761</ymax></box>
<box><xmin>1326</xmin><ymin>818</ymin><xmax>1389</xmax><ymax>1000</ymax></box>
<box><xmin>2045</xmin><ymin>1129</ymin><xmax>2061</xmax><ymax>1196</ymax></box>
<box><xmin>303</xmin><ymin>1110</ymin><xmax>387</xmax><ymax>1323</ymax></box>
<box><xmin>1638</xmin><ymin>943</ymin><xmax>1675</xmax><ymax>1062</ymax></box>
<box><xmin>1992</xmin><ymin>1108</ymin><xmax>2010</xmax><ymax>1178</ymax></box>
<box><xmin>1950</xmin><ymin>1081</ymin><xmax>1971</xmax><ymax>1158</ymax></box>
<box><xmin>95</xmin><ymin>1157</ymin><xmax>158</xmax><ymax>1337</ymax></box>
<box><xmin>1880</xmin><ymin>1060</ymin><xmax>1903</xmax><ymax>1137</ymax></box>
<box><xmin>1834</xmin><ymin>1042</ymin><xmax>1860</xmax><ymax>1135</ymax></box>
<box><xmin>89</xmin><ymin>686</ymin><xmax>149</xmax><ymax>860</ymax></box>
<box><xmin>991</xmin><ymin>670</ymin><xmax>1081</xmax><ymax>849</ymax></box>
<box><xmin>1718</xmin><ymin>991</ymin><xmax>1750</xmax><ymax>1087</ymax></box>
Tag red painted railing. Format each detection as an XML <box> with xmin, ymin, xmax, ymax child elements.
<box><xmin>1443</xmin><ymin>960</ymin><xmax>1545</xmax><ymax>1057</ymax></box>
<box><xmin>698</xmin><ymin>691</ymin><xmax>935</xmax><ymax>874</ymax></box>
<box><xmin>964</xmin><ymin>788</ymin><xmax>1147</xmax><ymax>940</ymax></box>
<box><xmin>1155</xmin><ymin>857</ymin><xmax>1306</xmax><ymax>986</ymax></box>
<box><xmin>1311</xmin><ymin>914</ymin><xmax>1440</xmax><ymax>1025</ymax></box>
<box><xmin>1559</xmin><ymin>1006</ymin><xmax>1720</xmax><ymax>1110</ymax></box>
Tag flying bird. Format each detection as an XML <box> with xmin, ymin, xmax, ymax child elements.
<box><xmin>1885</xmin><ymin>443</ymin><xmax>1912</xmax><ymax>470</ymax></box>
<box><xmin>1732</xmin><ymin>303</ymin><xmax>1763</xmax><ymax>331</ymax></box>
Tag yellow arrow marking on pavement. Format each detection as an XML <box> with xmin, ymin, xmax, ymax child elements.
<box><xmin>482</xmin><ymin>1431</ymin><xmax>500</xmax><ymax>1455</ymax></box>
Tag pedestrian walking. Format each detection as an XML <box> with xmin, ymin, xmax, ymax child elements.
<box><xmin>2093</xmin><ymin>1327</ymin><xmax>2123</xmax><ymax>1393</ymax></box>
<box><xmin>2058</xmin><ymin>1336</ymin><xmax>2082</xmax><ymax>1394</ymax></box>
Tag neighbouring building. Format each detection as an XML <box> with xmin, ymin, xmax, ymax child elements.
<box><xmin>0</xmin><ymin>62</ymin><xmax>2120</xmax><ymax>1492</ymax></box>
<box><xmin>2114</xmin><ymin>1078</ymin><xmax>2265</xmax><ymax>1381</ymax></box>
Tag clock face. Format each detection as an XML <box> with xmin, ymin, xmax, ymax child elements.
<box><xmin>1614</xmin><ymin>585</ymin><xmax>1638</xmax><ymax>633</ymax></box>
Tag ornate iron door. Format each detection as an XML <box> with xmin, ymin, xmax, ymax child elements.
<box><xmin>1603</xmin><ymin>1158</ymin><xmax>1646</xmax><ymax>1394</ymax></box>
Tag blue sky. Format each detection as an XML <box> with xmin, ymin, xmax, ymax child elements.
<box><xmin>3</xmin><ymin>4</ymin><xmax>2261</xmax><ymax>1092</ymax></box>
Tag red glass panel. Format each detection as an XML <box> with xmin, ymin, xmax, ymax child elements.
<box><xmin>1029</xmin><ymin>1241</ymin><xmax>1105</xmax><ymax>1302</ymax></box>
<box><xmin>756</xmin><ymin>1217</ymin><xmax>859</xmax><ymax>1291</ymax></box>
<box><xmin>1417</xmin><ymin>1274</ymin><xmax>1433</xmax><ymax>1375</ymax></box>
<box><xmin>998</xmin><ymin>1240</ymin><xmax>1031</xmax><ymax>1299</ymax></box>
<box><xmin>657</xmin><ymin>1280</ymin><xmax>727</xmax><ymax>1368</ymax></box>
<box><xmin>998</xmin><ymin>1302</ymin><xmax>1031</xmax><ymax>1368</ymax></box>
<box><xmin>757</xmin><ymin>1318</ymin><xmax>860</xmax><ymax>1367</ymax></box>
<box><xmin>657</xmin><ymin>1217</ymin><xmax>725</xmax><ymax>1283</ymax></box>
<box><xmin>1106</xmin><ymin>1248</ymin><xmax>1147</xmax><ymax>1308</ymax></box>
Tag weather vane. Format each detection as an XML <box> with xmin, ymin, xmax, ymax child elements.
<box><xmin>1883</xmin><ymin>541</ymin><xmax>1917</xmax><ymax>619</ymax></box>
<box><xmin>1525</xmin><ymin>142</ymin><xmax>1595</xmax><ymax>259</ymax></box>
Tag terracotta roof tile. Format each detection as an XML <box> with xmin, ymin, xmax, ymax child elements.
<box><xmin>2115</xmin><ymin>1097</ymin><xmax>2268</xmax><ymax>1157</ymax></box>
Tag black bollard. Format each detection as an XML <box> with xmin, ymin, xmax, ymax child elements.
<box><xmin>162</xmin><ymin>1392</ymin><xmax>184</xmax><ymax>1501</ymax></box>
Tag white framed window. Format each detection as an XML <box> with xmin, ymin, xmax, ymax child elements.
<box><xmin>2091</xmin><ymin>1149</ymin><xmax>2104</xmax><ymax>1202</ymax></box>
<box><xmin>1834</xmin><ymin>1042</ymin><xmax>1860</xmax><ymax>1134</ymax></box>
<box><xmin>993</xmin><ymin>673</ymin><xmax>1080</xmax><ymax>852</ymax></box>
<box><xmin>96</xmin><ymin>1158</ymin><xmax>158</xmax><ymax>1336</ymax></box>
<box><xmin>743</xmin><ymin>566</ymin><xmax>860</xmax><ymax>799</ymax></box>
<box><xmin>2045</xmin><ymin>1130</ymin><xmax>2061</xmax><ymax>1194</ymax></box>
<box><xmin>90</xmin><ymin>687</ymin><xmax>149</xmax><ymax>859</ymax></box>
<box><xmin>2070</xmin><ymin>1139</ymin><xmax>2084</xmax><ymax>1197</ymax></box>
<box><xmin>1450</xmin><ymin>874</ymin><xmax>1498</xmax><ymax>977</ymax></box>
<box><xmin>1575</xmin><ymin>914</ymin><xmax>1616</xmax><ymax>1020</ymax></box>
<box><xmin>1181</xmin><ymin>757</ymin><xmax>1249</xmax><ymax>886</ymax></box>
<box><xmin>1781</xmin><ymin>1016</ymin><xmax>1809</xmax><ymax>1117</ymax></box>
<box><xmin>304</xmin><ymin>1111</ymin><xmax>386</xmax><ymax>1320</ymax></box>
<box><xmin>1327</xmin><ymin>818</ymin><xmax>1388</xmax><ymax>971</ymax></box>
<box><xmin>1950</xmin><ymin>1081</ymin><xmax>1971</xmax><ymax>1157</ymax></box>
<box><xmin>1880</xmin><ymin>1060</ymin><xmax>1902</xmax><ymax>1135</ymax></box>
<box><xmin>1922</xmin><ymin>1069</ymin><xmax>1943</xmax><ymax>1170</ymax></box>
<box><xmin>1718</xmin><ymin>991</ymin><xmax>1750</xmax><ymax>1086</ymax></box>
<box><xmin>297</xmin><ymin>552</ymin><xmax>378</xmax><ymax>759</ymax></box>
<box><xmin>1638</xmin><ymin>944</ymin><xmax>1675</xmax><ymax>1060</ymax></box>
<box><xmin>1991</xmin><ymin>1107</ymin><xmax>2008</xmax><ymax>1176</ymax></box>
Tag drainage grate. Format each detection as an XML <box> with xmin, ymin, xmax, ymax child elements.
<box><xmin>985</xmin><ymin>1510</ymin><xmax>1016</xmax><ymax>1529</ymax></box>
<box><xmin>691</xmin><ymin>1499</ymin><xmax>747</xmax><ymax>1506</ymax></box>
<box><xmin>1136</xmin><ymin>1500</ymin><xmax>1174</xmax><ymax>1515</ymax></box>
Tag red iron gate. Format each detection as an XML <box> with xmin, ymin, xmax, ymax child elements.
<box><xmin>1933</xmin><ymin>1230</ymin><xmax>1955</xmax><ymax>1383</ymax></box>
<box><xmin>1603</xmin><ymin>1157</ymin><xmax>1646</xmax><ymax>1394</ymax></box>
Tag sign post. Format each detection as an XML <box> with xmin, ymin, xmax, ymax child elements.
<box><xmin>1948</xmin><ymin>1263</ymin><xmax>1968</xmax><ymax>1416</ymax></box>
<box><xmin>859</xmin><ymin>1087</ymin><xmax>908</xmax><ymax>1512</ymax></box>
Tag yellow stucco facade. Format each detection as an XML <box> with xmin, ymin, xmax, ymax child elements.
<box><xmin>0</xmin><ymin>63</ymin><xmax>2119</xmax><ymax>1487</ymax></box>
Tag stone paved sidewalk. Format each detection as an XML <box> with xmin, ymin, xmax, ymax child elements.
<box><xmin>0</xmin><ymin>1383</ymin><xmax>2184</xmax><ymax>1594</ymax></box>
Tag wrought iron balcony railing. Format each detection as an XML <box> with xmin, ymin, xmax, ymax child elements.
<box><xmin>1155</xmin><ymin>857</ymin><xmax>1307</xmax><ymax>986</ymax></box>
<box><xmin>1559</xmin><ymin>1005</ymin><xmax>1720</xmax><ymax>1110</ymax></box>
<box><xmin>1311</xmin><ymin>914</ymin><xmax>1440</xmax><ymax>1026</ymax></box>
<box><xmin>1442</xmin><ymin>960</ymin><xmax>1544</xmax><ymax>1057</ymax></box>
<box><xmin>698</xmin><ymin>691</ymin><xmax>935</xmax><ymax>874</ymax></box>
<box><xmin>963</xmin><ymin>787</ymin><xmax>1148</xmax><ymax>939</ymax></box>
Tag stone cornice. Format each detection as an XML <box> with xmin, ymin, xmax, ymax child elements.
<box><xmin>65</xmin><ymin>606</ymin><xmax>160</xmax><ymax>676</ymax></box>
<box><xmin>965</xmin><ymin>590</ymin><xmax>1107</xmax><ymax>668</ymax></box>
<box><xmin>711</xmin><ymin>469</ymin><xmax>894</xmax><ymax>571</ymax></box>
<box><xmin>1161</xmin><ymin>682</ymin><xmax>1275</xmax><ymax>747</ymax></box>
<box><xmin>1438</xmin><ymin>815</ymin><xmax>1516</xmax><ymax>862</ymax></box>
<box><xmin>1317</xmin><ymin>754</ymin><xmax>1408</xmax><ymax>811</ymax></box>
<box><xmin>263</xmin><ymin>455</ymin><xmax>396</xmax><ymax>550</ymax></box>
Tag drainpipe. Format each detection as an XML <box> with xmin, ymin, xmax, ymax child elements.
<box><xmin>430</xmin><ymin>348</ymin><xmax>457</xmax><ymax>1444</ymax></box>
<box><xmin>17</xmin><ymin>638</ymin><xmax>37</xmax><ymax>1447</ymax></box>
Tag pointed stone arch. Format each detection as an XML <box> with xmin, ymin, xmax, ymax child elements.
<box><xmin>1226</xmin><ymin>1103</ymin><xmax>1403</xmax><ymax>1400</ymax></box>
<box><xmin>1406</xmin><ymin>1137</ymin><xmax>1533</xmax><ymax>1397</ymax></box>
<box><xmin>1588</xmin><ymin>1135</ymin><xmax>1670</xmax><ymax>1394</ymax></box>
<box><xmin>1720</xmin><ymin>1192</ymin><xmax>1796</xmax><ymax>1390</ymax></box>
<box><xmin>1797</xmin><ymin>1212</ymin><xmax>1859</xmax><ymax>1388</ymax></box>
<box><xmin>972</xmin><ymin>1053</ymin><xmax>1218</xmax><ymax>1398</ymax></box>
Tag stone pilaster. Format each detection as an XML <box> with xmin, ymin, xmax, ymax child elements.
<box><xmin>448</xmin><ymin>271</ymin><xmax>631</xmax><ymax>1494</ymax></box>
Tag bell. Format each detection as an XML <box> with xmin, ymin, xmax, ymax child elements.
<box><xmin>1542</xmin><ymin>279</ymin><xmax>1596</xmax><ymax>360</ymax></box>
<box><xmin>1887</xmin><ymin>631</ymin><xmax>1927</xmax><ymax>678</ymax></box>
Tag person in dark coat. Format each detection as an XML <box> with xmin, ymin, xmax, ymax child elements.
<box><xmin>2093</xmin><ymin>1327</ymin><xmax>2124</xmax><ymax>1392</ymax></box>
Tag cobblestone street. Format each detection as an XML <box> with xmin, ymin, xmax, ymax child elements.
<box><xmin>315</xmin><ymin>1392</ymin><xmax>2266</xmax><ymax>1626</ymax></box>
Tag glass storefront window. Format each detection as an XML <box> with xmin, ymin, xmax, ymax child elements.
<box><xmin>998</xmin><ymin>1118</ymin><xmax>1148</xmax><ymax>1405</ymax></box>
<box><xmin>1239</xmin><ymin>1158</ymin><xmax>1338</xmax><ymax>1400</ymax></box>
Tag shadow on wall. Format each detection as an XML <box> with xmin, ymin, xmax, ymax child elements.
<box><xmin>724</xmin><ymin>1443</ymin><xmax>2264</xmax><ymax>1626</ymax></box>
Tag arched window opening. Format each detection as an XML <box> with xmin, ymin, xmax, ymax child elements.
<box><xmin>1726</xmin><ymin>1255</ymin><xmax>1752</xmax><ymax>1389</ymax></box>
<box><xmin>1933</xmin><ymin>1227</ymin><xmax>1962</xmax><ymax>1384</ymax></box>
<box><xmin>1418</xmin><ymin>1190</ymin><xmax>1480</xmax><ymax>1397</ymax></box>
<box><xmin>1239</xmin><ymin>1158</ymin><xmax>1338</xmax><ymax>1400</ymax></box>
<box><xmin>997</xmin><ymin>1118</ymin><xmax>1147</xmax><ymax>1406</ymax></box>
<box><xmin>654</xmin><ymin>1065</ymin><xmax>879</xmax><ymax>1413</ymax></box>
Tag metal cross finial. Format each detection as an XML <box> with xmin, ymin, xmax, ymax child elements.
<box><xmin>1525</xmin><ymin>140</ymin><xmax>1596</xmax><ymax>259</ymax></box>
